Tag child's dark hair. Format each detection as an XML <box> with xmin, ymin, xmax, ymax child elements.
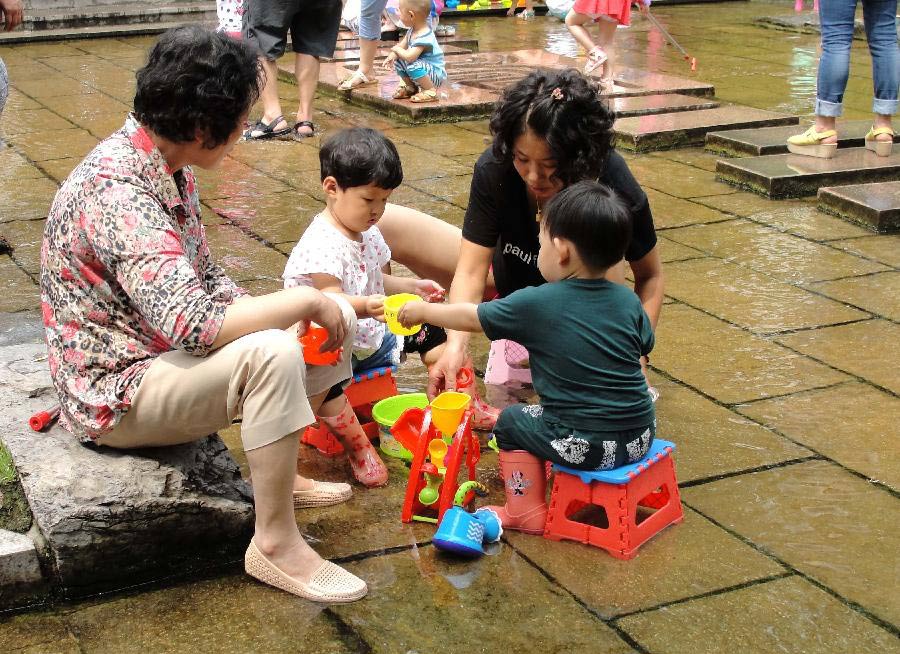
<box><xmin>134</xmin><ymin>26</ymin><xmax>261</xmax><ymax>149</ymax></box>
<box><xmin>489</xmin><ymin>69</ymin><xmax>615</xmax><ymax>186</ymax></box>
<box><xmin>543</xmin><ymin>181</ymin><xmax>631</xmax><ymax>271</ymax></box>
<box><xmin>320</xmin><ymin>128</ymin><xmax>403</xmax><ymax>189</ymax></box>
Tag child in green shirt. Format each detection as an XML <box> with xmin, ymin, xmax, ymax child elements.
<box><xmin>397</xmin><ymin>180</ymin><xmax>656</xmax><ymax>534</ymax></box>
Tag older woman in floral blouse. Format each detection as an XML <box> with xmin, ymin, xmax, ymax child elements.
<box><xmin>40</xmin><ymin>26</ymin><xmax>367</xmax><ymax>603</ymax></box>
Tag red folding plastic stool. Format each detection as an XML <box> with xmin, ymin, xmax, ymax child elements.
<box><xmin>301</xmin><ymin>365</ymin><xmax>397</xmax><ymax>456</ymax></box>
<box><xmin>543</xmin><ymin>439</ymin><xmax>683</xmax><ymax>559</ymax></box>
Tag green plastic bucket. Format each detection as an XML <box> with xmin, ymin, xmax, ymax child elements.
<box><xmin>372</xmin><ymin>393</ymin><xmax>429</xmax><ymax>461</ymax></box>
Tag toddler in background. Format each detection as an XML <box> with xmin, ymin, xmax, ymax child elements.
<box><xmin>397</xmin><ymin>181</ymin><xmax>656</xmax><ymax>534</ymax></box>
<box><xmin>508</xmin><ymin>0</ymin><xmax>535</xmax><ymax>20</ymax></box>
<box><xmin>565</xmin><ymin>0</ymin><xmax>650</xmax><ymax>92</ymax></box>
<box><xmin>382</xmin><ymin>0</ymin><xmax>446</xmax><ymax>103</ymax></box>
<box><xmin>215</xmin><ymin>0</ymin><xmax>243</xmax><ymax>39</ymax></box>
<box><xmin>283</xmin><ymin>128</ymin><xmax>499</xmax><ymax>485</ymax></box>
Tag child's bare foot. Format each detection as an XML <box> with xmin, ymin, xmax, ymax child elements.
<box><xmin>346</xmin><ymin>439</ymin><xmax>389</xmax><ymax>487</ymax></box>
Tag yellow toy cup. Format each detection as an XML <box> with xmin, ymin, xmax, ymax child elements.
<box><xmin>384</xmin><ymin>293</ymin><xmax>423</xmax><ymax>336</ymax></box>
<box><xmin>430</xmin><ymin>391</ymin><xmax>471</xmax><ymax>436</ymax></box>
<box><xmin>428</xmin><ymin>438</ymin><xmax>448</xmax><ymax>469</ymax></box>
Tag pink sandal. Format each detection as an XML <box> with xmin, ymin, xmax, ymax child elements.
<box><xmin>584</xmin><ymin>46</ymin><xmax>608</xmax><ymax>74</ymax></box>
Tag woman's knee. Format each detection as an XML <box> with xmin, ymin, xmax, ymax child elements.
<box><xmin>235</xmin><ymin>329</ymin><xmax>304</xmax><ymax>377</ymax></box>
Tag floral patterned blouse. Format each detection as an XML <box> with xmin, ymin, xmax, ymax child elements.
<box><xmin>40</xmin><ymin>115</ymin><xmax>245</xmax><ymax>442</ymax></box>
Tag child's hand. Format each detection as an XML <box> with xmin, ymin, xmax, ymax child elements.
<box><xmin>382</xmin><ymin>52</ymin><xmax>397</xmax><ymax>69</ymax></box>
<box><xmin>413</xmin><ymin>279</ymin><xmax>445</xmax><ymax>303</ymax></box>
<box><xmin>397</xmin><ymin>300</ymin><xmax>425</xmax><ymax>328</ymax></box>
<box><xmin>366</xmin><ymin>294</ymin><xmax>386</xmax><ymax>321</ymax></box>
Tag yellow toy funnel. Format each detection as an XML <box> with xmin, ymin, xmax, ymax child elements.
<box><xmin>430</xmin><ymin>391</ymin><xmax>471</xmax><ymax>436</ymax></box>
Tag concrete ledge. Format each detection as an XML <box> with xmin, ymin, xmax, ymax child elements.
<box><xmin>705</xmin><ymin>120</ymin><xmax>899</xmax><ymax>158</ymax></box>
<box><xmin>817</xmin><ymin>181</ymin><xmax>900</xmax><ymax>233</ymax></box>
<box><xmin>0</xmin><ymin>343</ymin><xmax>254</xmax><ymax>604</ymax></box>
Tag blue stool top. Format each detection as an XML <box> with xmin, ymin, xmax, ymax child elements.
<box><xmin>553</xmin><ymin>439</ymin><xmax>676</xmax><ymax>485</ymax></box>
<box><xmin>351</xmin><ymin>365</ymin><xmax>397</xmax><ymax>384</ymax></box>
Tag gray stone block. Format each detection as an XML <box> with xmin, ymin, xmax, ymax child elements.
<box><xmin>0</xmin><ymin>343</ymin><xmax>254</xmax><ymax>597</ymax></box>
<box><xmin>0</xmin><ymin>529</ymin><xmax>42</xmax><ymax>584</ymax></box>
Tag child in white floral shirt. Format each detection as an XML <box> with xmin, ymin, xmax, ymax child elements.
<box><xmin>284</xmin><ymin>129</ymin><xmax>499</xmax><ymax>486</ymax></box>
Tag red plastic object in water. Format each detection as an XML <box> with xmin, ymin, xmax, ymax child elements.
<box><xmin>29</xmin><ymin>405</ymin><xmax>60</xmax><ymax>432</ymax></box>
<box><xmin>299</xmin><ymin>326</ymin><xmax>341</xmax><ymax>365</ymax></box>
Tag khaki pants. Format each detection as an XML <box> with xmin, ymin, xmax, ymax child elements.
<box><xmin>99</xmin><ymin>298</ymin><xmax>356</xmax><ymax>452</ymax></box>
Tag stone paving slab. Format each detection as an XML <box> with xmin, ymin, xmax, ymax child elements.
<box><xmin>716</xmin><ymin>148</ymin><xmax>900</xmax><ymax>199</ymax></box>
<box><xmin>737</xmin><ymin>382</ymin><xmax>899</xmax><ymax>491</ymax></box>
<box><xmin>817</xmin><ymin>180</ymin><xmax>900</xmax><ymax>233</ymax></box>
<box><xmin>775</xmin><ymin>319</ymin><xmax>900</xmax><ymax>395</ymax></box>
<box><xmin>326</xmin><ymin>43</ymin><xmax>474</xmax><ymax>64</ymax></box>
<box><xmin>663</xmin><ymin>257</ymin><xmax>869</xmax><ymax>334</ymax></box>
<box><xmin>661</xmin><ymin>218</ymin><xmax>889</xmax><ymax>283</ymax></box>
<box><xmin>331</xmin><ymin>547</ymin><xmax>634</xmax><ymax>653</ymax></box>
<box><xmin>645</xmin><ymin>188</ymin><xmax>732</xmax><ymax>228</ymax></box>
<box><xmin>307</xmin><ymin>50</ymin><xmax>714</xmax><ymax>123</ymax></box>
<box><xmin>63</xmin><ymin>574</ymin><xmax>352</xmax><ymax>654</ymax></box>
<box><xmin>651</xmin><ymin>379</ymin><xmax>812</xmax><ymax>483</ymax></box>
<box><xmin>683</xmin><ymin>460</ymin><xmax>900</xmax><ymax>628</ymax></box>
<box><xmin>0</xmin><ymin>257</ymin><xmax>40</xmax><ymax>313</ymax></box>
<box><xmin>828</xmin><ymin>234</ymin><xmax>900</xmax><ymax>268</ymax></box>
<box><xmin>705</xmin><ymin>120</ymin><xmax>897</xmax><ymax>157</ymax></box>
<box><xmin>806</xmin><ymin>270</ymin><xmax>899</xmax><ymax>322</ymax></box>
<box><xmin>616</xmin><ymin>106</ymin><xmax>798</xmax><ymax>152</ymax></box>
<box><xmin>507</xmin><ymin>507</ymin><xmax>785</xmax><ymax>619</ymax></box>
<box><xmin>0</xmin><ymin>175</ymin><xmax>58</xmax><ymax>222</ymax></box>
<box><xmin>618</xmin><ymin>575</ymin><xmax>900</xmax><ymax>654</ymax></box>
<box><xmin>653</xmin><ymin>304</ymin><xmax>850</xmax><ymax>405</ymax></box>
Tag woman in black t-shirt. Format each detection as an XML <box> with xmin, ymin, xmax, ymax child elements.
<box><xmin>378</xmin><ymin>69</ymin><xmax>664</xmax><ymax>396</ymax></box>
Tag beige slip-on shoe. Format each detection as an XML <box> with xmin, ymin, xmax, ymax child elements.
<box><xmin>293</xmin><ymin>480</ymin><xmax>353</xmax><ymax>509</ymax></box>
<box><xmin>245</xmin><ymin>540</ymin><xmax>367</xmax><ymax>603</ymax></box>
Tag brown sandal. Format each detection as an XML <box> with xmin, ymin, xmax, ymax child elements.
<box><xmin>409</xmin><ymin>88</ymin><xmax>438</xmax><ymax>103</ymax></box>
<box><xmin>393</xmin><ymin>83</ymin><xmax>418</xmax><ymax>99</ymax></box>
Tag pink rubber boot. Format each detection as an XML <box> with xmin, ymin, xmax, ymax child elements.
<box><xmin>320</xmin><ymin>397</ymin><xmax>389</xmax><ymax>488</ymax></box>
<box><xmin>485</xmin><ymin>450</ymin><xmax>548</xmax><ymax>534</ymax></box>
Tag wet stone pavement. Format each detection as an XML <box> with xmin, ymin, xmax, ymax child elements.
<box><xmin>0</xmin><ymin>1</ymin><xmax>898</xmax><ymax>652</ymax></box>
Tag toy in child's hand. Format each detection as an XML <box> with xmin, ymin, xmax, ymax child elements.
<box><xmin>433</xmin><ymin>481</ymin><xmax>503</xmax><ymax>557</ymax></box>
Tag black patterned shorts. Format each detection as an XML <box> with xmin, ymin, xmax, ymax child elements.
<box><xmin>491</xmin><ymin>403</ymin><xmax>655</xmax><ymax>470</ymax></box>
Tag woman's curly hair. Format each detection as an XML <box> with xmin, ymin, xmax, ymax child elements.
<box><xmin>489</xmin><ymin>69</ymin><xmax>616</xmax><ymax>185</ymax></box>
<box><xmin>134</xmin><ymin>25</ymin><xmax>262</xmax><ymax>149</ymax></box>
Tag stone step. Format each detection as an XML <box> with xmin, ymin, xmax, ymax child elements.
<box><xmin>20</xmin><ymin>2</ymin><xmax>214</xmax><ymax>30</ymax></box>
<box><xmin>327</xmin><ymin>43</ymin><xmax>474</xmax><ymax>64</ymax></box>
<box><xmin>817</xmin><ymin>181</ymin><xmax>900</xmax><ymax>233</ymax></box>
<box><xmin>706</xmin><ymin>120</ymin><xmax>900</xmax><ymax>157</ymax></box>
<box><xmin>615</xmin><ymin>106</ymin><xmax>798</xmax><ymax>152</ymax></box>
<box><xmin>611</xmin><ymin>93</ymin><xmax>719</xmax><ymax>118</ymax></box>
<box><xmin>0</xmin><ymin>18</ymin><xmax>210</xmax><ymax>43</ymax></box>
<box><xmin>308</xmin><ymin>50</ymin><xmax>716</xmax><ymax>123</ymax></box>
<box><xmin>716</xmin><ymin>148</ymin><xmax>900</xmax><ymax>199</ymax></box>
<box><xmin>0</xmin><ymin>529</ymin><xmax>45</xmax><ymax>609</ymax></box>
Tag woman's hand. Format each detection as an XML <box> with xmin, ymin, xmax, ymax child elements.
<box><xmin>413</xmin><ymin>279</ymin><xmax>445</xmax><ymax>302</ymax></box>
<box><xmin>427</xmin><ymin>340</ymin><xmax>468</xmax><ymax>399</ymax></box>
<box><xmin>366</xmin><ymin>294</ymin><xmax>386</xmax><ymax>321</ymax></box>
<box><xmin>310</xmin><ymin>293</ymin><xmax>347</xmax><ymax>351</ymax></box>
<box><xmin>0</xmin><ymin>0</ymin><xmax>24</xmax><ymax>31</ymax></box>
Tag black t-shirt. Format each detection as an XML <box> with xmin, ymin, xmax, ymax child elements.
<box><xmin>462</xmin><ymin>148</ymin><xmax>657</xmax><ymax>298</ymax></box>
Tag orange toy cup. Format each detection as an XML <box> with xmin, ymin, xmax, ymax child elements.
<box><xmin>299</xmin><ymin>325</ymin><xmax>341</xmax><ymax>365</ymax></box>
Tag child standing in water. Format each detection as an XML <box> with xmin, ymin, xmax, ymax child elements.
<box><xmin>397</xmin><ymin>181</ymin><xmax>656</xmax><ymax>534</ymax></box>
<box><xmin>382</xmin><ymin>0</ymin><xmax>447</xmax><ymax>103</ymax></box>
<box><xmin>283</xmin><ymin>128</ymin><xmax>500</xmax><ymax>486</ymax></box>
<box><xmin>565</xmin><ymin>0</ymin><xmax>650</xmax><ymax>92</ymax></box>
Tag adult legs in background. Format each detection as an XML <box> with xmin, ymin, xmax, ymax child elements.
<box><xmin>862</xmin><ymin>0</ymin><xmax>898</xmax><ymax>147</ymax></box>
<box><xmin>338</xmin><ymin>0</ymin><xmax>388</xmax><ymax>90</ymax></box>
<box><xmin>812</xmin><ymin>0</ymin><xmax>857</xmax><ymax>138</ymax></box>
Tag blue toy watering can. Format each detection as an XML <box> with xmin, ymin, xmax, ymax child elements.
<box><xmin>433</xmin><ymin>482</ymin><xmax>503</xmax><ymax>557</ymax></box>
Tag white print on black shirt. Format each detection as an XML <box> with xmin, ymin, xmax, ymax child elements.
<box><xmin>502</xmin><ymin>242</ymin><xmax>538</xmax><ymax>266</ymax></box>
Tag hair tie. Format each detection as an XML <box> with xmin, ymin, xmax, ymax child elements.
<box><xmin>550</xmin><ymin>87</ymin><xmax>564</xmax><ymax>101</ymax></box>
